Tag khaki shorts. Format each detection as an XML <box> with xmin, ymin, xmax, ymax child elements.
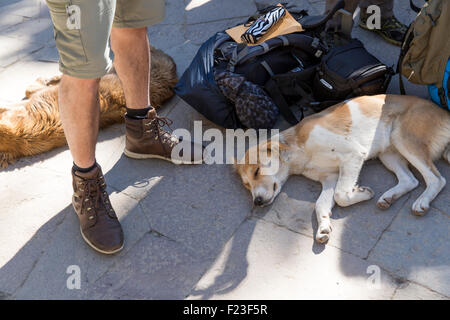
<box><xmin>46</xmin><ymin>0</ymin><xmax>165</xmax><ymax>79</ymax></box>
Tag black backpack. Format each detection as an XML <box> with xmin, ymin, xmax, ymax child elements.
<box><xmin>175</xmin><ymin>1</ymin><xmax>393</xmax><ymax>128</ymax></box>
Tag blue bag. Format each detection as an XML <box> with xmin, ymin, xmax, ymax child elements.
<box><xmin>428</xmin><ymin>59</ymin><xmax>450</xmax><ymax>111</ymax></box>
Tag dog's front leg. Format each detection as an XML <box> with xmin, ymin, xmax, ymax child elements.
<box><xmin>315</xmin><ymin>174</ymin><xmax>338</xmax><ymax>243</ymax></box>
<box><xmin>334</xmin><ymin>153</ymin><xmax>374</xmax><ymax>207</ymax></box>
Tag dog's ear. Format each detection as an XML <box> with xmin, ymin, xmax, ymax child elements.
<box><xmin>264</xmin><ymin>140</ymin><xmax>289</xmax><ymax>161</ymax></box>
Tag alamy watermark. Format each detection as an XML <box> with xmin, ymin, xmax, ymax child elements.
<box><xmin>66</xmin><ymin>265</ymin><xmax>81</xmax><ymax>290</ymax></box>
<box><xmin>171</xmin><ymin>121</ymin><xmax>281</xmax><ymax>175</ymax></box>
<box><xmin>365</xmin><ymin>5</ymin><xmax>381</xmax><ymax>30</ymax></box>
<box><xmin>366</xmin><ymin>265</ymin><xmax>381</xmax><ymax>289</ymax></box>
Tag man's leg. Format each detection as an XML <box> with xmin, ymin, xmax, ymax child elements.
<box><xmin>111</xmin><ymin>26</ymin><xmax>203</xmax><ymax>164</ymax></box>
<box><xmin>59</xmin><ymin>76</ymin><xmax>99</xmax><ymax>169</ymax></box>
<box><xmin>359</xmin><ymin>0</ymin><xmax>393</xmax><ymax>18</ymax></box>
<box><xmin>359</xmin><ymin>0</ymin><xmax>407</xmax><ymax>46</ymax></box>
<box><xmin>325</xmin><ymin>0</ymin><xmax>360</xmax><ymax>15</ymax></box>
<box><xmin>60</xmin><ymin>75</ymin><xmax>124</xmax><ymax>255</ymax></box>
<box><xmin>110</xmin><ymin>27</ymin><xmax>150</xmax><ymax>110</ymax></box>
<box><xmin>46</xmin><ymin>0</ymin><xmax>124</xmax><ymax>254</ymax></box>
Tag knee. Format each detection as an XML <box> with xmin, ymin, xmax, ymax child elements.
<box><xmin>111</xmin><ymin>27</ymin><xmax>148</xmax><ymax>49</ymax></box>
<box><xmin>60</xmin><ymin>75</ymin><xmax>100</xmax><ymax>92</ymax></box>
<box><xmin>334</xmin><ymin>191</ymin><xmax>350</xmax><ymax>207</ymax></box>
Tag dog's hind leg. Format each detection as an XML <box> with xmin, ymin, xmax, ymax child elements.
<box><xmin>315</xmin><ymin>174</ymin><xmax>338</xmax><ymax>243</ymax></box>
<box><xmin>377</xmin><ymin>149</ymin><xmax>419</xmax><ymax>209</ymax></box>
<box><xmin>394</xmin><ymin>143</ymin><xmax>446</xmax><ymax>216</ymax></box>
<box><xmin>334</xmin><ymin>152</ymin><xmax>374</xmax><ymax>207</ymax></box>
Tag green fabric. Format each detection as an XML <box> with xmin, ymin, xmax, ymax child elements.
<box><xmin>400</xmin><ymin>0</ymin><xmax>450</xmax><ymax>87</ymax></box>
<box><xmin>46</xmin><ymin>0</ymin><xmax>165</xmax><ymax>79</ymax></box>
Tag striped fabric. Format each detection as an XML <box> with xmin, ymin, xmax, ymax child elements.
<box><xmin>241</xmin><ymin>6</ymin><xmax>286</xmax><ymax>44</ymax></box>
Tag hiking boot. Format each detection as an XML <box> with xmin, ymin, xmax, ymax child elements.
<box><xmin>124</xmin><ymin>109</ymin><xmax>204</xmax><ymax>164</ymax></box>
<box><xmin>72</xmin><ymin>164</ymin><xmax>124</xmax><ymax>254</ymax></box>
<box><xmin>359</xmin><ymin>14</ymin><xmax>407</xmax><ymax>46</ymax></box>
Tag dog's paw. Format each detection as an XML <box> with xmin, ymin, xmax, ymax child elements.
<box><xmin>376</xmin><ymin>195</ymin><xmax>393</xmax><ymax>210</ymax></box>
<box><xmin>412</xmin><ymin>197</ymin><xmax>430</xmax><ymax>216</ymax></box>
<box><xmin>0</xmin><ymin>153</ymin><xmax>15</xmax><ymax>169</ymax></box>
<box><xmin>315</xmin><ymin>221</ymin><xmax>332</xmax><ymax>244</ymax></box>
<box><xmin>355</xmin><ymin>186</ymin><xmax>374</xmax><ymax>199</ymax></box>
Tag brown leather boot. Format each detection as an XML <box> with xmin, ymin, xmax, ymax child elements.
<box><xmin>124</xmin><ymin>109</ymin><xmax>203</xmax><ymax>164</ymax></box>
<box><xmin>72</xmin><ymin>164</ymin><xmax>124</xmax><ymax>254</ymax></box>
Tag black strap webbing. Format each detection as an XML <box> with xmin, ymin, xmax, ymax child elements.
<box><xmin>438</xmin><ymin>87</ymin><xmax>448</xmax><ymax>108</ymax></box>
<box><xmin>265</xmin><ymin>79</ymin><xmax>299</xmax><ymax>125</ymax></box>
<box><xmin>409</xmin><ymin>0</ymin><xmax>422</xmax><ymax>13</ymax></box>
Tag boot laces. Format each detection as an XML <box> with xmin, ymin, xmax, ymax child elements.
<box><xmin>78</xmin><ymin>175</ymin><xmax>113</xmax><ymax>216</ymax></box>
<box><xmin>146</xmin><ymin>115</ymin><xmax>178</xmax><ymax>147</ymax></box>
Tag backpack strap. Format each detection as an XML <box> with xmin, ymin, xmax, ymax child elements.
<box><xmin>265</xmin><ymin>79</ymin><xmax>300</xmax><ymax>125</ymax></box>
<box><xmin>409</xmin><ymin>0</ymin><xmax>422</xmax><ymax>13</ymax></box>
<box><xmin>438</xmin><ymin>87</ymin><xmax>448</xmax><ymax>108</ymax></box>
<box><xmin>227</xmin><ymin>34</ymin><xmax>325</xmax><ymax>72</ymax></box>
<box><xmin>264</xmin><ymin>66</ymin><xmax>319</xmax><ymax>124</ymax></box>
<box><xmin>397</xmin><ymin>23</ymin><xmax>415</xmax><ymax>95</ymax></box>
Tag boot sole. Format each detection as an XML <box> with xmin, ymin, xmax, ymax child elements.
<box><xmin>358</xmin><ymin>21</ymin><xmax>402</xmax><ymax>46</ymax></box>
<box><xmin>80</xmin><ymin>226</ymin><xmax>124</xmax><ymax>255</ymax></box>
<box><xmin>123</xmin><ymin>148</ymin><xmax>202</xmax><ymax>165</ymax></box>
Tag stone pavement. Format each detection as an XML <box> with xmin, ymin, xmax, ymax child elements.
<box><xmin>0</xmin><ymin>0</ymin><xmax>448</xmax><ymax>300</ymax></box>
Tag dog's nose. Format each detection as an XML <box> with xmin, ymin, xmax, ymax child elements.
<box><xmin>254</xmin><ymin>196</ymin><xmax>263</xmax><ymax>206</ymax></box>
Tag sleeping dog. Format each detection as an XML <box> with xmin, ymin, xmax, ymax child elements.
<box><xmin>235</xmin><ymin>94</ymin><xmax>450</xmax><ymax>243</ymax></box>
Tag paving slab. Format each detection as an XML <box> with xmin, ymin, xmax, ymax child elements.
<box><xmin>23</xmin><ymin>44</ymin><xmax>59</xmax><ymax>63</ymax></box>
<box><xmin>0</xmin><ymin>35</ymin><xmax>45</xmax><ymax>69</ymax></box>
<box><xmin>0</xmin><ymin>166</ymin><xmax>71</xmax><ymax>294</ymax></box>
<box><xmin>12</xmin><ymin>191</ymin><xmax>150</xmax><ymax>299</ymax></box>
<box><xmin>138</xmin><ymin>161</ymin><xmax>252</xmax><ymax>259</ymax></box>
<box><xmin>432</xmin><ymin>161</ymin><xmax>450</xmax><ymax>215</ymax></box>
<box><xmin>0</xmin><ymin>12</ymin><xmax>28</xmax><ymax>32</ymax></box>
<box><xmin>0</xmin><ymin>0</ymin><xmax>448</xmax><ymax>300</ymax></box>
<box><xmin>188</xmin><ymin>218</ymin><xmax>398</xmax><ymax>299</ymax></box>
<box><xmin>87</xmin><ymin>233</ymin><xmax>212</xmax><ymax>299</ymax></box>
<box><xmin>165</xmin><ymin>40</ymin><xmax>200</xmax><ymax>76</ymax></box>
<box><xmin>148</xmin><ymin>24</ymin><xmax>188</xmax><ymax>54</ymax></box>
<box><xmin>159</xmin><ymin>0</ymin><xmax>188</xmax><ymax>26</ymax></box>
<box><xmin>1</xmin><ymin>16</ymin><xmax>54</xmax><ymax>46</ymax></box>
<box><xmin>257</xmin><ymin>0</ymin><xmax>322</xmax><ymax>15</ymax></box>
<box><xmin>0</xmin><ymin>0</ymin><xmax>45</xmax><ymax>20</ymax></box>
<box><xmin>393</xmin><ymin>282</ymin><xmax>448</xmax><ymax>300</ymax></box>
<box><xmin>0</xmin><ymin>58</ymin><xmax>59</xmax><ymax>102</ymax></box>
<box><xmin>185</xmin><ymin>18</ymin><xmax>244</xmax><ymax>46</ymax></box>
<box><xmin>0</xmin><ymin>124</ymin><xmax>130</xmax><ymax>296</ymax></box>
<box><xmin>369</xmin><ymin>195</ymin><xmax>450</xmax><ymax>297</ymax></box>
<box><xmin>185</xmin><ymin>0</ymin><xmax>256</xmax><ymax>25</ymax></box>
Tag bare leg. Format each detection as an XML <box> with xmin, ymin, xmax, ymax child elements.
<box><xmin>110</xmin><ymin>27</ymin><xmax>150</xmax><ymax>109</ymax></box>
<box><xmin>59</xmin><ymin>75</ymin><xmax>100</xmax><ymax>168</ymax></box>
<box><xmin>377</xmin><ymin>149</ymin><xmax>418</xmax><ymax>209</ymax></box>
<box><xmin>315</xmin><ymin>174</ymin><xmax>338</xmax><ymax>243</ymax></box>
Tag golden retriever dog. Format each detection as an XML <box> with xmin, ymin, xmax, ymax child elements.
<box><xmin>0</xmin><ymin>46</ymin><xmax>178</xmax><ymax>168</ymax></box>
<box><xmin>235</xmin><ymin>94</ymin><xmax>450</xmax><ymax>243</ymax></box>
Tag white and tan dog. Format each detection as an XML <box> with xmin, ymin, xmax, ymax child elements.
<box><xmin>235</xmin><ymin>94</ymin><xmax>450</xmax><ymax>243</ymax></box>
